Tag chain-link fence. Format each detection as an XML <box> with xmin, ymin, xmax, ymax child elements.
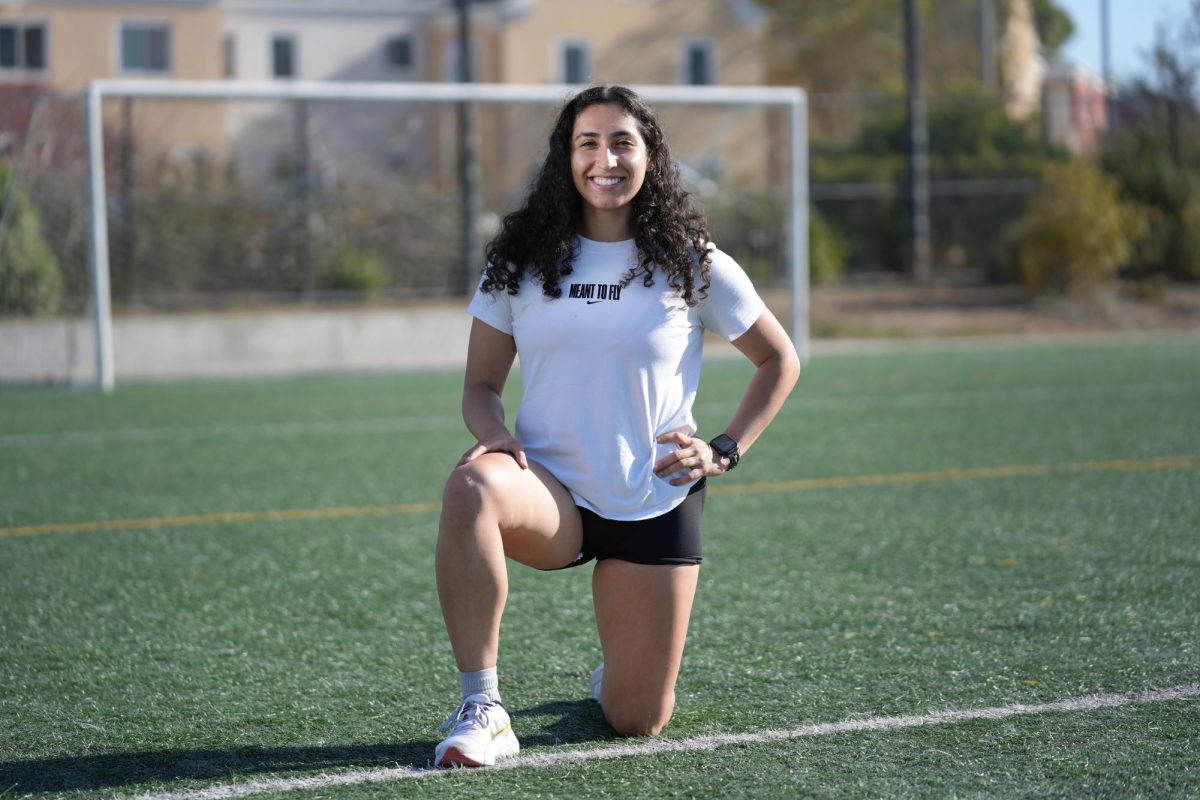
<box><xmin>1</xmin><ymin>91</ymin><xmax>806</xmax><ymax>317</ymax></box>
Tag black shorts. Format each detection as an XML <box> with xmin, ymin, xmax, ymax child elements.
<box><xmin>551</xmin><ymin>478</ymin><xmax>706</xmax><ymax>570</ymax></box>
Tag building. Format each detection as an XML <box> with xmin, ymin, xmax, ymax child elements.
<box><xmin>1042</xmin><ymin>60</ymin><xmax>1108</xmax><ymax>155</ymax></box>
<box><xmin>0</xmin><ymin>0</ymin><xmax>223</xmax><ymax>90</ymax></box>
<box><xmin>451</xmin><ymin>0</ymin><xmax>774</xmax><ymax>202</ymax></box>
<box><xmin>3</xmin><ymin>0</ymin><xmax>776</xmax><ymax>303</ymax></box>
<box><xmin>0</xmin><ymin>0</ymin><xmax>227</xmax><ymax>160</ymax></box>
<box><xmin>214</xmin><ymin>0</ymin><xmax>772</xmax><ymax>204</ymax></box>
<box><xmin>999</xmin><ymin>0</ymin><xmax>1045</xmax><ymax>121</ymax></box>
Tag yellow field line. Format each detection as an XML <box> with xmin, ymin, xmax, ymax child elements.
<box><xmin>709</xmin><ymin>455</ymin><xmax>1200</xmax><ymax>495</ymax></box>
<box><xmin>0</xmin><ymin>501</ymin><xmax>442</xmax><ymax>539</ymax></box>
<box><xmin>1</xmin><ymin>455</ymin><xmax>1195</xmax><ymax>540</ymax></box>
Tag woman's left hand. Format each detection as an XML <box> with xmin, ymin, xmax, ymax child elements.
<box><xmin>653</xmin><ymin>430</ymin><xmax>727</xmax><ymax>486</ymax></box>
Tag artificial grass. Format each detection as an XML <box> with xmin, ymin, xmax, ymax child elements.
<box><xmin>1</xmin><ymin>334</ymin><xmax>1197</xmax><ymax>798</ymax></box>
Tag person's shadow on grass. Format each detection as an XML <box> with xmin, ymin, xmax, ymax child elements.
<box><xmin>0</xmin><ymin>741</ymin><xmax>438</xmax><ymax>794</ymax></box>
<box><xmin>511</xmin><ymin>697</ymin><xmax>616</xmax><ymax>747</ymax></box>
<box><xmin>0</xmin><ymin>700</ymin><xmax>615</xmax><ymax>794</ymax></box>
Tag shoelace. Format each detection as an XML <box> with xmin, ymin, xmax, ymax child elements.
<box><xmin>440</xmin><ymin>699</ymin><xmax>493</xmax><ymax>735</ymax></box>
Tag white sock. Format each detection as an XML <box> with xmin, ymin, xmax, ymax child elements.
<box><xmin>459</xmin><ymin>667</ymin><xmax>501</xmax><ymax>704</ymax></box>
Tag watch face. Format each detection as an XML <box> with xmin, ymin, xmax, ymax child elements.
<box><xmin>711</xmin><ymin>434</ymin><xmax>738</xmax><ymax>456</ymax></box>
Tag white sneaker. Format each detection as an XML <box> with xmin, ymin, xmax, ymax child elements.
<box><xmin>434</xmin><ymin>693</ymin><xmax>520</xmax><ymax>768</ymax></box>
<box><xmin>590</xmin><ymin>663</ymin><xmax>604</xmax><ymax>703</ymax></box>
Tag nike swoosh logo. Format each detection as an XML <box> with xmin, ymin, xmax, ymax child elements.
<box><xmin>586</xmin><ymin>300</ymin><xmax>603</xmax><ymax>304</ymax></box>
<box><xmin>492</xmin><ymin>723</ymin><xmax>510</xmax><ymax>740</ymax></box>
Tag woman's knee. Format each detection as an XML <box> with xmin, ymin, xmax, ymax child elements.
<box><xmin>442</xmin><ymin>456</ymin><xmax>510</xmax><ymax>516</ymax></box>
<box><xmin>602</xmin><ymin>692</ymin><xmax>675</xmax><ymax>738</ymax></box>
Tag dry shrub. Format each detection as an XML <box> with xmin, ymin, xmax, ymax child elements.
<box><xmin>1015</xmin><ymin>161</ymin><xmax>1146</xmax><ymax>295</ymax></box>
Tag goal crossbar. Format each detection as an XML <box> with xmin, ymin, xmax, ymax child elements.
<box><xmin>85</xmin><ymin>80</ymin><xmax>809</xmax><ymax>390</ymax></box>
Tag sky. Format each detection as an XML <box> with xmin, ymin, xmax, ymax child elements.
<box><xmin>1054</xmin><ymin>0</ymin><xmax>1196</xmax><ymax>82</ymax></box>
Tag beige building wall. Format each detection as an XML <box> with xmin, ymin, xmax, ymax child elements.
<box><xmin>1</xmin><ymin>2</ymin><xmax>227</xmax><ymax>160</ymax></box>
<box><xmin>496</xmin><ymin>0</ymin><xmax>765</xmax><ymax>86</ymax></box>
<box><xmin>1000</xmin><ymin>0</ymin><xmax>1045</xmax><ymax>121</ymax></box>
<box><xmin>1</xmin><ymin>1</ymin><xmax>222</xmax><ymax>90</ymax></box>
<box><xmin>477</xmin><ymin>0</ymin><xmax>774</xmax><ymax>204</ymax></box>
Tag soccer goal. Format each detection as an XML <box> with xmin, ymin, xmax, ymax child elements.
<box><xmin>82</xmin><ymin>79</ymin><xmax>809</xmax><ymax>390</ymax></box>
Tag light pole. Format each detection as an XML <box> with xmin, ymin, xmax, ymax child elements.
<box><xmin>1100</xmin><ymin>0</ymin><xmax>1114</xmax><ymax>128</ymax></box>
<box><xmin>456</xmin><ymin>0</ymin><xmax>482</xmax><ymax>295</ymax></box>
<box><xmin>904</xmin><ymin>0</ymin><xmax>932</xmax><ymax>282</ymax></box>
<box><xmin>979</xmin><ymin>0</ymin><xmax>997</xmax><ymax>89</ymax></box>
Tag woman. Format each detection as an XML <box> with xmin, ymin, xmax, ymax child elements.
<box><xmin>434</xmin><ymin>85</ymin><xmax>800</xmax><ymax>768</ymax></box>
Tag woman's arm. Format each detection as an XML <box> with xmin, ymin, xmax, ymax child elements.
<box><xmin>717</xmin><ymin>307</ymin><xmax>802</xmax><ymax>454</ymax></box>
<box><xmin>458</xmin><ymin>318</ymin><xmax>529</xmax><ymax>469</ymax></box>
<box><xmin>654</xmin><ymin>308</ymin><xmax>801</xmax><ymax>485</ymax></box>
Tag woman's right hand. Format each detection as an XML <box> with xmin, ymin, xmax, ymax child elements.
<box><xmin>457</xmin><ymin>432</ymin><xmax>529</xmax><ymax>470</ymax></box>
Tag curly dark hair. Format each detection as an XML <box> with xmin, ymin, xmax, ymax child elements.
<box><xmin>481</xmin><ymin>85</ymin><xmax>712</xmax><ymax>305</ymax></box>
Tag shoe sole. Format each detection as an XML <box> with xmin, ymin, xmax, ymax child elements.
<box><xmin>437</xmin><ymin>746</ymin><xmax>485</xmax><ymax>768</ymax></box>
<box><xmin>436</xmin><ymin>739</ymin><xmax>519</xmax><ymax>769</ymax></box>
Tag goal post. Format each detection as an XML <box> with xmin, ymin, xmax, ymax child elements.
<box><xmin>84</xmin><ymin>79</ymin><xmax>809</xmax><ymax>391</ymax></box>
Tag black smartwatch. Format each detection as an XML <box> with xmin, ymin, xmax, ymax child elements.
<box><xmin>708</xmin><ymin>433</ymin><xmax>740</xmax><ymax>472</ymax></box>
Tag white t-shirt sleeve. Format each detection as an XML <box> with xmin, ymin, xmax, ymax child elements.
<box><xmin>699</xmin><ymin>246</ymin><xmax>766</xmax><ymax>341</ymax></box>
<box><xmin>466</xmin><ymin>278</ymin><xmax>515</xmax><ymax>335</ymax></box>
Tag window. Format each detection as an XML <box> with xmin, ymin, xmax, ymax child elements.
<box><xmin>684</xmin><ymin>39</ymin><xmax>715</xmax><ymax>86</ymax></box>
<box><xmin>272</xmin><ymin>35</ymin><xmax>295</xmax><ymax>78</ymax></box>
<box><xmin>121</xmin><ymin>23</ymin><xmax>170</xmax><ymax>72</ymax></box>
<box><xmin>25</xmin><ymin>24</ymin><xmax>45</xmax><ymax>68</ymax></box>
<box><xmin>560</xmin><ymin>40</ymin><xmax>590</xmax><ymax>85</ymax></box>
<box><xmin>0</xmin><ymin>21</ymin><xmax>47</xmax><ymax>70</ymax></box>
<box><xmin>223</xmin><ymin>33</ymin><xmax>235</xmax><ymax>78</ymax></box>
<box><xmin>0</xmin><ymin>25</ymin><xmax>16</xmax><ymax>68</ymax></box>
<box><xmin>385</xmin><ymin>34</ymin><xmax>412</xmax><ymax>70</ymax></box>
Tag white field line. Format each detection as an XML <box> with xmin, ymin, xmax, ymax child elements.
<box><xmin>0</xmin><ymin>414</ymin><xmax>462</xmax><ymax>448</ymax></box>
<box><xmin>129</xmin><ymin>683</ymin><xmax>1200</xmax><ymax>800</ymax></box>
<box><xmin>5</xmin><ymin>380</ymin><xmax>1198</xmax><ymax>449</ymax></box>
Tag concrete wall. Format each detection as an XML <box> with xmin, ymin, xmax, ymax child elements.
<box><xmin>0</xmin><ymin>304</ymin><xmax>472</xmax><ymax>384</ymax></box>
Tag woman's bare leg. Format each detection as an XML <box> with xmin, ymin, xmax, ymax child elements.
<box><xmin>436</xmin><ymin>454</ymin><xmax>582</xmax><ymax>672</ymax></box>
<box><xmin>591</xmin><ymin>560</ymin><xmax>700</xmax><ymax>736</ymax></box>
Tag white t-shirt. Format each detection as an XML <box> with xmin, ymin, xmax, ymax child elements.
<box><xmin>467</xmin><ymin>236</ymin><xmax>764</xmax><ymax>521</ymax></box>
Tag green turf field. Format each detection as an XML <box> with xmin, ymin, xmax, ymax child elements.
<box><xmin>1</xmin><ymin>335</ymin><xmax>1198</xmax><ymax>798</ymax></box>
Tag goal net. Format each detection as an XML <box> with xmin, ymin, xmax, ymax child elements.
<box><xmin>4</xmin><ymin>81</ymin><xmax>808</xmax><ymax>388</ymax></box>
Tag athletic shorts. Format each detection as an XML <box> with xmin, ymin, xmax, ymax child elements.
<box><xmin>550</xmin><ymin>478</ymin><xmax>706</xmax><ymax>570</ymax></box>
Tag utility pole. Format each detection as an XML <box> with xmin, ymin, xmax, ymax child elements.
<box><xmin>296</xmin><ymin>99</ymin><xmax>313</xmax><ymax>300</ymax></box>
<box><xmin>456</xmin><ymin>0</ymin><xmax>482</xmax><ymax>295</ymax></box>
<box><xmin>1100</xmin><ymin>0</ymin><xmax>1114</xmax><ymax>128</ymax></box>
<box><xmin>904</xmin><ymin>0</ymin><xmax>932</xmax><ymax>282</ymax></box>
<box><xmin>979</xmin><ymin>0</ymin><xmax>997</xmax><ymax>89</ymax></box>
<box><xmin>119</xmin><ymin>98</ymin><xmax>137</xmax><ymax>304</ymax></box>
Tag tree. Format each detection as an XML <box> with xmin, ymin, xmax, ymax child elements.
<box><xmin>759</xmin><ymin>0</ymin><xmax>906</xmax><ymax>95</ymax></box>
<box><xmin>1028</xmin><ymin>0</ymin><xmax>1074</xmax><ymax>57</ymax></box>
<box><xmin>1101</xmin><ymin>0</ymin><xmax>1200</xmax><ymax>280</ymax></box>
<box><xmin>0</xmin><ymin>161</ymin><xmax>62</xmax><ymax>314</ymax></box>
<box><xmin>759</xmin><ymin>0</ymin><xmax>1074</xmax><ymax>96</ymax></box>
<box><xmin>1012</xmin><ymin>161</ymin><xmax>1145</xmax><ymax>295</ymax></box>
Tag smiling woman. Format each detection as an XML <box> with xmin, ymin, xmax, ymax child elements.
<box><xmin>481</xmin><ymin>85</ymin><xmax>714</xmax><ymax>306</ymax></box>
<box><xmin>569</xmin><ymin>104</ymin><xmax>649</xmax><ymax>239</ymax></box>
<box><xmin>430</xmin><ymin>84</ymin><xmax>801</xmax><ymax>769</ymax></box>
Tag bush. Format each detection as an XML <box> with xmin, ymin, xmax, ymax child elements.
<box><xmin>810</xmin><ymin>207</ymin><xmax>849</xmax><ymax>284</ymax></box>
<box><xmin>1102</xmin><ymin>150</ymin><xmax>1200</xmax><ymax>281</ymax></box>
<box><xmin>706</xmin><ymin>192</ymin><xmax>849</xmax><ymax>286</ymax></box>
<box><xmin>1008</xmin><ymin>161</ymin><xmax>1145</xmax><ymax>295</ymax></box>
<box><xmin>323</xmin><ymin>247</ymin><xmax>387</xmax><ymax>295</ymax></box>
<box><xmin>1175</xmin><ymin>192</ymin><xmax>1200</xmax><ymax>280</ymax></box>
<box><xmin>0</xmin><ymin>161</ymin><xmax>62</xmax><ymax>314</ymax></box>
